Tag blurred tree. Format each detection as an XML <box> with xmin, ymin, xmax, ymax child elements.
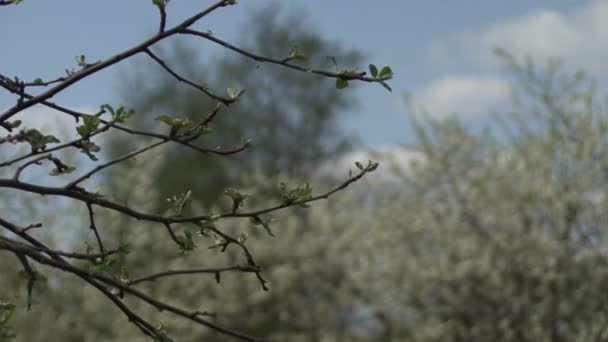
<box><xmin>339</xmin><ymin>55</ymin><xmax>608</xmax><ymax>341</ymax></box>
<box><xmin>111</xmin><ymin>4</ymin><xmax>363</xmax><ymax>207</ymax></box>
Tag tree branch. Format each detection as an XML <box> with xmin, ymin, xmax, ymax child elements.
<box><xmin>144</xmin><ymin>48</ymin><xmax>229</xmax><ymax>103</ymax></box>
<box><xmin>0</xmin><ymin>0</ymin><xmax>235</xmax><ymax>128</ymax></box>
<box><xmin>127</xmin><ymin>265</ymin><xmax>259</xmax><ymax>286</ymax></box>
<box><xmin>179</xmin><ymin>28</ymin><xmax>393</xmax><ymax>83</ymax></box>
<box><xmin>0</xmin><ymin>165</ymin><xmax>371</xmax><ymax>226</ymax></box>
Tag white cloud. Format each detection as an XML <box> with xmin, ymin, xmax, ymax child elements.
<box><xmin>408</xmin><ymin>75</ymin><xmax>511</xmax><ymax>119</ymax></box>
<box><xmin>459</xmin><ymin>0</ymin><xmax>608</xmax><ymax>74</ymax></box>
<box><xmin>416</xmin><ymin>1</ymin><xmax>608</xmax><ymax>120</ymax></box>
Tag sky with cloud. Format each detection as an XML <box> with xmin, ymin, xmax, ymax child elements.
<box><xmin>0</xmin><ymin>0</ymin><xmax>602</xmax><ymax>151</ymax></box>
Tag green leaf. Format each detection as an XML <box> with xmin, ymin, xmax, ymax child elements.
<box><xmin>196</xmin><ymin>126</ymin><xmax>212</xmax><ymax>136</ymax></box>
<box><xmin>379</xmin><ymin>66</ymin><xmax>393</xmax><ymax>78</ymax></box>
<box><xmin>224</xmin><ymin>187</ymin><xmax>249</xmax><ymax>212</ymax></box>
<box><xmin>32</xmin><ymin>78</ymin><xmax>44</xmax><ymax>85</ymax></box>
<box><xmin>355</xmin><ymin>161</ymin><xmax>363</xmax><ymax>170</ymax></box>
<box><xmin>23</xmin><ymin>129</ymin><xmax>60</xmax><ymax>151</ymax></box>
<box><xmin>177</xmin><ymin>231</ymin><xmax>196</xmax><ymax>256</ymax></box>
<box><xmin>100</xmin><ymin>104</ymin><xmax>115</xmax><ymax>116</ymax></box>
<box><xmin>289</xmin><ymin>46</ymin><xmax>299</xmax><ymax>58</ymax></box>
<box><xmin>292</xmin><ymin>55</ymin><xmax>309</xmax><ymax>63</ymax></box>
<box><xmin>155</xmin><ymin>115</ymin><xmax>174</xmax><ymax>126</ymax></box>
<box><xmin>0</xmin><ymin>302</ymin><xmax>16</xmax><ymax>326</ymax></box>
<box><xmin>251</xmin><ymin>216</ymin><xmax>275</xmax><ymax>237</ymax></box>
<box><xmin>279</xmin><ymin>182</ymin><xmax>312</xmax><ymax>205</ymax></box>
<box><xmin>113</xmin><ymin>106</ymin><xmax>135</xmax><ymax>123</ymax></box>
<box><xmin>49</xmin><ymin>166</ymin><xmax>76</xmax><ymax>176</ymax></box>
<box><xmin>119</xmin><ymin>266</ymin><xmax>130</xmax><ymax>281</ymax></box>
<box><xmin>76</xmin><ymin>55</ymin><xmax>86</xmax><ymax>67</ymax></box>
<box><xmin>336</xmin><ymin>78</ymin><xmax>349</xmax><ymax>90</ymax></box>
<box><xmin>226</xmin><ymin>87</ymin><xmax>245</xmax><ymax>99</ymax></box>
<box><xmin>379</xmin><ymin>81</ymin><xmax>392</xmax><ymax>92</ymax></box>
<box><xmin>288</xmin><ymin>46</ymin><xmax>308</xmax><ymax>63</ymax></box>
<box><xmin>82</xmin><ymin>114</ymin><xmax>100</xmax><ymax>129</ymax></box>
<box><xmin>367</xmin><ymin>162</ymin><xmax>379</xmax><ymax>172</ymax></box>
<box><xmin>76</xmin><ymin>115</ymin><xmax>100</xmax><ymax>138</ymax></box>
<box><xmin>369</xmin><ymin>64</ymin><xmax>378</xmax><ymax>78</ymax></box>
<box><xmin>8</xmin><ymin>120</ymin><xmax>21</xmax><ymax>129</ymax></box>
<box><xmin>117</xmin><ymin>240</ymin><xmax>131</xmax><ymax>255</ymax></box>
<box><xmin>226</xmin><ymin>87</ymin><xmax>237</xmax><ymax>99</ymax></box>
<box><xmin>76</xmin><ymin>126</ymin><xmax>88</xmax><ymax>138</ymax></box>
<box><xmin>326</xmin><ymin>56</ymin><xmax>338</xmax><ymax>69</ymax></box>
<box><xmin>76</xmin><ymin>140</ymin><xmax>100</xmax><ymax>161</ymax></box>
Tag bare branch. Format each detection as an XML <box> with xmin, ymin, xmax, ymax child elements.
<box><xmin>0</xmin><ymin>0</ymin><xmax>234</xmax><ymax>128</ymax></box>
<box><xmin>144</xmin><ymin>48</ymin><xmax>230</xmax><ymax>103</ymax></box>
<box><xmin>0</xmin><ymin>236</ymin><xmax>120</xmax><ymax>260</ymax></box>
<box><xmin>127</xmin><ymin>265</ymin><xmax>259</xmax><ymax>286</ymax></box>
<box><xmin>13</xmin><ymin>153</ymin><xmax>52</xmax><ymax>180</ymax></box>
<box><xmin>157</xmin><ymin>3</ymin><xmax>167</xmax><ymax>33</ymax></box>
<box><xmin>179</xmin><ymin>28</ymin><xmax>393</xmax><ymax>83</ymax></box>
<box><xmin>163</xmin><ymin>222</ymin><xmax>184</xmax><ymax>247</ymax></box>
<box><xmin>66</xmin><ymin>140</ymin><xmax>165</xmax><ymax>188</ymax></box>
<box><xmin>0</xmin><ymin>166</ymin><xmax>371</xmax><ymax>226</ymax></box>
<box><xmin>0</xmin><ymin>0</ymin><xmax>20</xmax><ymax>6</ymax></box>
<box><xmin>13</xmin><ymin>252</ymin><xmax>36</xmax><ymax>310</ymax></box>
<box><xmin>208</xmin><ymin>226</ymin><xmax>269</xmax><ymax>291</ymax></box>
<box><xmin>86</xmin><ymin>203</ymin><xmax>104</xmax><ymax>253</ymax></box>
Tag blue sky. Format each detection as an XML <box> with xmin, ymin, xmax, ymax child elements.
<box><xmin>1</xmin><ymin>0</ymin><xmax>601</xmax><ymax>150</ymax></box>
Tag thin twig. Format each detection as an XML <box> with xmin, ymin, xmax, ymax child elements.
<box><xmin>179</xmin><ymin>28</ymin><xmax>392</xmax><ymax>83</ymax></box>
<box><xmin>0</xmin><ymin>166</ymin><xmax>370</xmax><ymax>226</ymax></box>
<box><xmin>86</xmin><ymin>203</ymin><xmax>104</xmax><ymax>253</ymax></box>
<box><xmin>13</xmin><ymin>153</ymin><xmax>51</xmax><ymax>180</ymax></box>
<box><xmin>208</xmin><ymin>227</ymin><xmax>269</xmax><ymax>290</ymax></box>
<box><xmin>66</xmin><ymin>140</ymin><xmax>165</xmax><ymax>188</ymax></box>
<box><xmin>127</xmin><ymin>265</ymin><xmax>259</xmax><ymax>285</ymax></box>
<box><xmin>23</xmin><ymin>76</ymin><xmax>68</xmax><ymax>88</ymax></box>
<box><xmin>157</xmin><ymin>4</ymin><xmax>167</xmax><ymax>33</ymax></box>
<box><xmin>144</xmin><ymin>48</ymin><xmax>231</xmax><ymax>103</ymax></box>
<box><xmin>0</xmin><ymin>236</ymin><xmax>119</xmax><ymax>260</ymax></box>
<box><xmin>163</xmin><ymin>222</ymin><xmax>184</xmax><ymax>247</ymax></box>
<box><xmin>20</xmin><ymin>222</ymin><xmax>43</xmax><ymax>233</ymax></box>
<box><xmin>14</xmin><ymin>252</ymin><xmax>36</xmax><ymax>310</ymax></box>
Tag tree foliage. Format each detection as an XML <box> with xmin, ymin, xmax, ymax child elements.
<box><xmin>0</xmin><ymin>1</ymin><xmax>391</xmax><ymax>341</ymax></box>
<box><xmin>337</xmin><ymin>55</ymin><xmax>608</xmax><ymax>341</ymax></box>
